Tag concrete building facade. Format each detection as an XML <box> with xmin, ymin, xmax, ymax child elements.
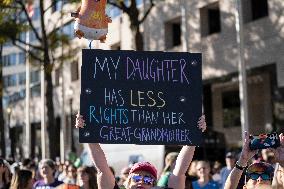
<box><xmin>2</xmin><ymin>0</ymin><xmax>284</xmax><ymax>170</ymax></box>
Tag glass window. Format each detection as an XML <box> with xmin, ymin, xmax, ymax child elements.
<box><xmin>18</xmin><ymin>52</ymin><xmax>26</xmax><ymax>64</ymax></box>
<box><xmin>52</xmin><ymin>0</ymin><xmax>62</xmax><ymax>12</ymax></box>
<box><xmin>164</xmin><ymin>17</ymin><xmax>181</xmax><ymax>49</ymax></box>
<box><xmin>10</xmin><ymin>53</ymin><xmax>17</xmax><ymax>66</ymax></box>
<box><xmin>243</xmin><ymin>0</ymin><xmax>269</xmax><ymax>23</ymax></box>
<box><xmin>30</xmin><ymin>70</ymin><xmax>40</xmax><ymax>83</ymax></box>
<box><xmin>31</xmin><ymin>84</ymin><xmax>40</xmax><ymax>97</ymax></box>
<box><xmin>200</xmin><ymin>2</ymin><xmax>221</xmax><ymax>37</ymax></box>
<box><xmin>20</xmin><ymin>32</ymin><xmax>26</xmax><ymax>41</ymax></box>
<box><xmin>3</xmin><ymin>53</ymin><xmax>18</xmax><ymax>67</ymax></box>
<box><xmin>222</xmin><ymin>90</ymin><xmax>241</xmax><ymax>128</ymax></box>
<box><xmin>33</xmin><ymin>7</ymin><xmax>40</xmax><ymax>20</ymax></box>
<box><xmin>71</xmin><ymin>61</ymin><xmax>79</xmax><ymax>81</ymax></box>
<box><xmin>2</xmin><ymin>55</ymin><xmax>10</xmax><ymax>67</ymax></box>
<box><xmin>251</xmin><ymin>0</ymin><xmax>268</xmax><ymax>20</ymax></box>
<box><xmin>18</xmin><ymin>72</ymin><xmax>26</xmax><ymax>85</ymax></box>
<box><xmin>63</xmin><ymin>22</ymin><xmax>74</xmax><ymax>38</ymax></box>
<box><xmin>4</xmin><ymin>74</ymin><xmax>17</xmax><ymax>87</ymax></box>
<box><xmin>54</xmin><ymin>68</ymin><xmax>60</xmax><ymax>86</ymax></box>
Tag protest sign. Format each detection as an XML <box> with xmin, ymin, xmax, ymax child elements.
<box><xmin>80</xmin><ymin>49</ymin><xmax>203</xmax><ymax>145</ymax></box>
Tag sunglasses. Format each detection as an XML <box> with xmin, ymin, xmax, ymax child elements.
<box><xmin>131</xmin><ymin>175</ymin><xmax>154</xmax><ymax>185</ymax></box>
<box><xmin>248</xmin><ymin>173</ymin><xmax>271</xmax><ymax>181</ymax></box>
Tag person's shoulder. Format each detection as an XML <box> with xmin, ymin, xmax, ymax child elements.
<box><xmin>220</xmin><ymin>166</ymin><xmax>227</xmax><ymax>172</ymax></box>
<box><xmin>33</xmin><ymin>179</ymin><xmax>44</xmax><ymax>186</ymax></box>
<box><xmin>55</xmin><ymin>179</ymin><xmax>64</xmax><ymax>185</ymax></box>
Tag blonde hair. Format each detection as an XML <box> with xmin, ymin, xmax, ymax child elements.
<box><xmin>162</xmin><ymin>152</ymin><xmax>178</xmax><ymax>174</ymax></box>
<box><xmin>188</xmin><ymin>160</ymin><xmax>198</xmax><ymax>177</ymax></box>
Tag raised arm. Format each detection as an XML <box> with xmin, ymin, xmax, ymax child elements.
<box><xmin>76</xmin><ymin>114</ymin><xmax>115</xmax><ymax>189</ymax></box>
<box><xmin>271</xmin><ymin>133</ymin><xmax>284</xmax><ymax>167</ymax></box>
<box><xmin>168</xmin><ymin>115</ymin><xmax>206</xmax><ymax>189</ymax></box>
<box><xmin>167</xmin><ymin>145</ymin><xmax>196</xmax><ymax>189</ymax></box>
<box><xmin>224</xmin><ymin>131</ymin><xmax>257</xmax><ymax>189</ymax></box>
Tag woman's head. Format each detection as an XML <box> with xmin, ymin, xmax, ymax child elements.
<box><xmin>163</xmin><ymin>152</ymin><xmax>178</xmax><ymax>173</ymax></box>
<box><xmin>39</xmin><ymin>159</ymin><xmax>56</xmax><ymax>178</ymax></box>
<box><xmin>126</xmin><ymin>162</ymin><xmax>157</xmax><ymax>189</ymax></box>
<box><xmin>245</xmin><ymin>162</ymin><xmax>274</xmax><ymax>189</ymax></box>
<box><xmin>188</xmin><ymin>160</ymin><xmax>198</xmax><ymax>177</ymax></box>
<box><xmin>77</xmin><ymin>166</ymin><xmax>97</xmax><ymax>189</ymax></box>
<box><xmin>195</xmin><ymin>160</ymin><xmax>211</xmax><ymax>179</ymax></box>
<box><xmin>10</xmin><ymin>169</ymin><xmax>33</xmax><ymax>189</ymax></box>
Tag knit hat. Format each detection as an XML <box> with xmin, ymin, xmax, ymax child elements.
<box><xmin>129</xmin><ymin>162</ymin><xmax>157</xmax><ymax>179</ymax></box>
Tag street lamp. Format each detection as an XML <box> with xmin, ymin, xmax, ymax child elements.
<box><xmin>66</xmin><ymin>87</ymin><xmax>75</xmax><ymax>153</ymax></box>
<box><xmin>6</xmin><ymin>107</ymin><xmax>12</xmax><ymax>159</ymax></box>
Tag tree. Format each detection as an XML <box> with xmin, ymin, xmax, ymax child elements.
<box><xmin>1</xmin><ymin>0</ymin><xmax>76</xmax><ymax>159</ymax></box>
<box><xmin>108</xmin><ymin>0</ymin><xmax>159</xmax><ymax>51</ymax></box>
<box><xmin>0</xmin><ymin>0</ymin><xmax>22</xmax><ymax>158</ymax></box>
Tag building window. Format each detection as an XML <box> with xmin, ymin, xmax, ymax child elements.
<box><xmin>62</xmin><ymin>22</ymin><xmax>74</xmax><ymax>39</ymax></box>
<box><xmin>19</xmin><ymin>32</ymin><xmax>26</xmax><ymax>41</ymax></box>
<box><xmin>200</xmin><ymin>2</ymin><xmax>221</xmax><ymax>37</ymax></box>
<box><xmin>29</xmin><ymin>28</ymin><xmax>40</xmax><ymax>42</ymax></box>
<box><xmin>164</xmin><ymin>17</ymin><xmax>181</xmax><ymax>49</ymax></box>
<box><xmin>30</xmin><ymin>70</ymin><xmax>40</xmax><ymax>83</ymax></box>
<box><xmin>3</xmin><ymin>53</ymin><xmax>17</xmax><ymax>67</ymax></box>
<box><xmin>52</xmin><ymin>0</ymin><xmax>62</xmax><ymax>13</ymax></box>
<box><xmin>33</xmin><ymin>7</ymin><xmax>40</xmax><ymax>20</ymax></box>
<box><xmin>251</xmin><ymin>0</ymin><xmax>268</xmax><ymax>20</ymax></box>
<box><xmin>18</xmin><ymin>72</ymin><xmax>26</xmax><ymax>85</ymax></box>
<box><xmin>31</xmin><ymin>84</ymin><xmax>40</xmax><ymax>97</ymax></box>
<box><xmin>71</xmin><ymin>61</ymin><xmax>79</xmax><ymax>81</ymax></box>
<box><xmin>243</xmin><ymin>0</ymin><xmax>269</xmax><ymax>23</ymax></box>
<box><xmin>18</xmin><ymin>52</ymin><xmax>26</xmax><ymax>64</ymax></box>
<box><xmin>54</xmin><ymin>68</ymin><xmax>60</xmax><ymax>86</ymax></box>
<box><xmin>222</xmin><ymin>90</ymin><xmax>241</xmax><ymax>128</ymax></box>
<box><xmin>4</xmin><ymin>74</ymin><xmax>17</xmax><ymax>87</ymax></box>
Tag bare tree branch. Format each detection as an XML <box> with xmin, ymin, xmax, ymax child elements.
<box><xmin>108</xmin><ymin>0</ymin><xmax>130</xmax><ymax>14</ymax></box>
<box><xmin>13</xmin><ymin>37</ymin><xmax>43</xmax><ymax>51</ymax></box>
<box><xmin>44</xmin><ymin>0</ymin><xmax>58</xmax><ymax>14</ymax></box>
<box><xmin>12</xmin><ymin>41</ymin><xmax>43</xmax><ymax>62</ymax></box>
<box><xmin>139</xmin><ymin>0</ymin><xmax>154</xmax><ymax>24</ymax></box>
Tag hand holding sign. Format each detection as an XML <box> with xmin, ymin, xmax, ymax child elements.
<box><xmin>75</xmin><ymin>112</ymin><xmax>85</xmax><ymax>129</ymax></box>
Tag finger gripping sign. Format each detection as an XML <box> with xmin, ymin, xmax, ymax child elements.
<box><xmin>80</xmin><ymin>49</ymin><xmax>203</xmax><ymax>146</ymax></box>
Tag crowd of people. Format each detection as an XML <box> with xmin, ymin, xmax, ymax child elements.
<box><xmin>0</xmin><ymin>114</ymin><xmax>283</xmax><ymax>189</ymax></box>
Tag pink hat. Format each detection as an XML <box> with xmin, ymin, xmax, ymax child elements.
<box><xmin>129</xmin><ymin>162</ymin><xmax>157</xmax><ymax>179</ymax></box>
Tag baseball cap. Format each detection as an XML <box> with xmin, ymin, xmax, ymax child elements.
<box><xmin>226</xmin><ymin>152</ymin><xmax>236</xmax><ymax>159</ymax></box>
<box><xmin>129</xmin><ymin>161</ymin><xmax>157</xmax><ymax>179</ymax></box>
<box><xmin>246</xmin><ymin>162</ymin><xmax>274</xmax><ymax>176</ymax></box>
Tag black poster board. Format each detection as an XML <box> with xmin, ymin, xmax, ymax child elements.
<box><xmin>80</xmin><ymin>49</ymin><xmax>203</xmax><ymax>146</ymax></box>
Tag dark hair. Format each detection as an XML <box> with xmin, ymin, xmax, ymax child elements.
<box><xmin>10</xmin><ymin>169</ymin><xmax>32</xmax><ymax>189</ymax></box>
<box><xmin>77</xmin><ymin>166</ymin><xmax>97</xmax><ymax>189</ymax></box>
<box><xmin>0</xmin><ymin>158</ymin><xmax>4</xmax><ymax>166</ymax></box>
<box><xmin>0</xmin><ymin>158</ymin><xmax>11</xmax><ymax>187</ymax></box>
